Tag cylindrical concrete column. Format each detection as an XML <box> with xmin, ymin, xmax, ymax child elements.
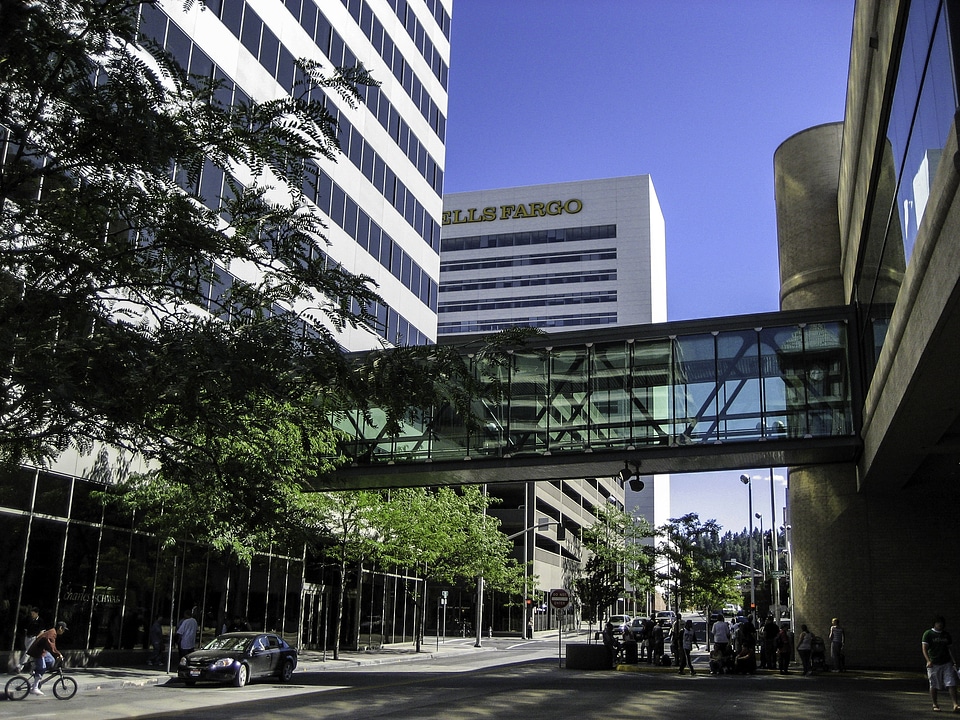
<box><xmin>774</xmin><ymin>123</ymin><xmax>846</xmax><ymax>311</ymax></box>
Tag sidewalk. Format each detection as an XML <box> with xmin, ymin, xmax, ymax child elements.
<box><xmin>14</xmin><ymin>639</ymin><xmax>493</xmax><ymax>693</ymax></box>
<box><xmin>6</xmin><ymin>639</ymin><xmax>922</xmax><ymax>695</ymax></box>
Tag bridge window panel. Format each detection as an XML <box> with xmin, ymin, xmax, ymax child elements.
<box><xmin>547</xmin><ymin>347</ymin><xmax>590</xmax><ymax>453</ymax></box>
<box><xmin>587</xmin><ymin>341</ymin><xmax>632</xmax><ymax>450</ymax></box>
<box><xmin>758</xmin><ymin>326</ymin><xmax>795</xmax><ymax>436</ymax></box>
<box><xmin>629</xmin><ymin>339</ymin><xmax>673</xmax><ymax>446</ymax></box>
<box><xmin>671</xmin><ymin>333</ymin><xmax>721</xmax><ymax>444</ymax></box>
<box><xmin>505</xmin><ymin>351</ymin><xmax>549</xmax><ymax>456</ymax></box>
<box><xmin>715</xmin><ymin>329</ymin><xmax>763</xmax><ymax>441</ymax></box>
<box><xmin>770</xmin><ymin>321</ymin><xmax>851</xmax><ymax>438</ymax></box>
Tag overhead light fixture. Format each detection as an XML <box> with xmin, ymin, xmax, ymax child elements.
<box><xmin>620</xmin><ymin>461</ymin><xmax>643</xmax><ymax>492</ymax></box>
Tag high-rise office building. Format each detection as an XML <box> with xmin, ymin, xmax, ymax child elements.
<box><xmin>140</xmin><ymin>0</ymin><xmax>450</xmax><ymax>350</ymax></box>
<box><xmin>1</xmin><ymin>0</ymin><xmax>451</xmax><ymax>654</ymax></box>
<box><xmin>440</xmin><ymin>176</ymin><xmax>671</xmax><ymax>622</ymax></box>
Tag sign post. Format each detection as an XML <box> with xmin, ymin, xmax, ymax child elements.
<box><xmin>549</xmin><ymin>588</ymin><xmax>571</xmax><ymax>668</ymax></box>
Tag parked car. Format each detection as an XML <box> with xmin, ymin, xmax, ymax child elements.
<box><xmin>606</xmin><ymin>615</ymin><xmax>632</xmax><ymax>632</ymax></box>
<box><xmin>655</xmin><ymin>610</ymin><xmax>676</xmax><ymax>626</ymax></box>
<box><xmin>629</xmin><ymin>617</ymin><xmax>649</xmax><ymax>637</ymax></box>
<box><xmin>178</xmin><ymin>632</ymin><xmax>298</xmax><ymax>687</ymax></box>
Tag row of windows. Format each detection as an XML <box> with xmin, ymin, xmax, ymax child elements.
<box><xmin>438</xmin><ymin>312</ymin><xmax>619</xmax><ymax>335</ymax></box>
<box><xmin>438</xmin><ymin>290</ymin><xmax>619</xmax><ymax>314</ymax></box>
<box><xmin>441</xmin><ymin>249</ymin><xmax>618</xmax><ymax>273</ymax></box>
<box><xmin>439</xmin><ymin>269</ymin><xmax>618</xmax><ymax>293</ymax></box>
<box><xmin>266</xmin><ymin>0</ymin><xmax>446</xmax><ymax>140</ymax></box>
<box><xmin>341</xmin><ymin>0</ymin><xmax>449</xmax><ymax>89</ymax></box>
<box><xmin>305</xmin><ymin>162</ymin><xmax>439</xmax><ymax>312</ymax></box>
<box><xmin>440</xmin><ymin>224</ymin><xmax>617</xmax><ymax>253</ymax></box>
<box><xmin>211</xmin><ymin>2</ymin><xmax>445</xmax><ymax>198</ymax></box>
<box><xmin>136</xmin><ymin>9</ymin><xmax>432</xmax><ymax>348</ymax></box>
<box><xmin>391</xmin><ymin>0</ymin><xmax>451</xmax><ymax>41</ymax></box>
<box><xmin>315</xmin><ymin>82</ymin><xmax>442</xmax><ymax>246</ymax></box>
<box><xmin>339</xmin><ymin>120</ymin><xmax>441</xmax><ymax>248</ymax></box>
<box><xmin>187</xmin><ymin>248</ymin><xmax>430</xmax><ymax>347</ymax></box>
<box><xmin>140</xmin><ymin>7</ymin><xmax>440</xmax><ymax>291</ymax></box>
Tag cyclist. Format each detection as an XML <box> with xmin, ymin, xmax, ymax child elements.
<box><xmin>25</xmin><ymin>621</ymin><xmax>67</xmax><ymax>696</ymax></box>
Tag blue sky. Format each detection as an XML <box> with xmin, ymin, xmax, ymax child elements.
<box><xmin>441</xmin><ymin>0</ymin><xmax>855</xmax><ymax>533</ymax></box>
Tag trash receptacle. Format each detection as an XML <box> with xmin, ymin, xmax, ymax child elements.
<box><xmin>624</xmin><ymin>640</ymin><xmax>638</xmax><ymax>664</ymax></box>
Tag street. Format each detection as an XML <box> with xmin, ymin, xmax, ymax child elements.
<box><xmin>3</xmin><ymin>635</ymin><xmax>931</xmax><ymax>720</ymax></box>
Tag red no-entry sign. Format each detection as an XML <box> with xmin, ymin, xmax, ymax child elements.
<box><xmin>549</xmin><ymin>588</ymin><xmax>571</xmax><ymax>609</ymax></box>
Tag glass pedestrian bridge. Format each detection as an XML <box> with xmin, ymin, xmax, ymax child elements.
<box><xmin>329</xmin><ymin>306</ymin><xmax>862</xmax><ymax>489</ymax></box>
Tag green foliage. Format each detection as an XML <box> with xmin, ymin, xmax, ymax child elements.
<box><xmin>0</xmin><ymin>1</ymin><xmax>540</xmax><ymax>567</ymax></box>
<box><xmin>657</xmin><ymin>513</ymin><xmax>739</xmax><ymax>613</ymax></box>
<box><xmin>0</xmin><ymin>0</ymin><xmax>381</xmax><ymax>469</ymax></box>
<box><xmin>575</xmin><ymin>505</ymin><xmax>654</xmax><ymax>623</ymax></box>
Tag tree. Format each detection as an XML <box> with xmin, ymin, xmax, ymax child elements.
<box><xmin>1</xmin><ymin>1</ymin><xmax>539</xmax><ymax>562</ymax></box>
<box><xmin>657</xmin><ymin>513</ymin><xmax>739</xmax><ymax>620</ymax></box>
<box><xmin>377</xmin><ymin>486</ymin><xmax>521</xmax><ymax>652</ymax></box>
<box><xmin>574</xmin><ymin>505</ymin><xmax>654</xmax><ymax>629</ymax></box>
<box><xmin>0</xmin><ymin>0</ymin><xmax>385</xmax><ymax>472</ymax></box>
<box><xmin>294</xmin><ymin>490</ymin><xmax>386</xmax><ymax>660</ymax></box>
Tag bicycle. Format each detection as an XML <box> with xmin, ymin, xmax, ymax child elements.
<box><xmin>5</xmin><ymin>660</ymin><xmax>77</xmax><ymax>700</ymax></box>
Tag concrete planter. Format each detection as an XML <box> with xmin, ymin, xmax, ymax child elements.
<box><xmin>565</xmin><ymin>643</ymin><xmax>611</xmax><ymax>670</ymax></box>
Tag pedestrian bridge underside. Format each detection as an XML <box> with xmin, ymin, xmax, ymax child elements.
<box><xmin>325</xmin><ymin>307</ymin><xmax>861</xmax><ymax>490</ymax></box>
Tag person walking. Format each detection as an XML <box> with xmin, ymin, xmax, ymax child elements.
<box><xmin>796</xmin><ymin>623</ymin><xmax>814</xmax><ymax>675</ymax></box>
<box><xmin>148</xmin><ymin>616</ymin><xmax>164</xmax><ymax>666</ymax></box>
<box><xmin>828</xmin><ymin>617</ymin><xmax>845</xmax><ymax>671</ymax></box>
<box><xmin>922</xmin><ymin>615</ymin><xmax>960</xmax><ymax>712</ymax></box>
<box><xmin>678</xmin><ymin>619</ymin><xmax>699</xmax><ymax>675</ymax></box>
<box><xmin>175</xmin><ymin>610</ymin><xmax>198</xmax><ymax>661</ymax></box>
<box><xmin>19</xmin><ymin>607</ymin><xmax>43</xmax><ymax>671</ymax></box>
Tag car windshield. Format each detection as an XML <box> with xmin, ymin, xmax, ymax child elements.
<box><xmin>201</xmin><ymin>636</ymin><xmax>253</xmax><ymax>652</ymax></box>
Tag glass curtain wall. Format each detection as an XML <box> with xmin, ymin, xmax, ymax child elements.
<box><xmin>857</xmin><ymin>0</ymin><xmax>960</xmax><ymax>374</ymax></box>
<box><xmin>339</xmin><ymin>318</ymin><xmax>854</xmax><ymax>464</ymax></box>
<box><xmin>2</xmin><ymin>467</ymin><xmax>307</xmax><ymax>658</ymax></box>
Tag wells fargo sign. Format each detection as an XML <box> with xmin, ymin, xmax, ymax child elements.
<box><xmin>442</xmin><ymin>198</ymin><xmax>583</xmax><ymax>226</ymax></box>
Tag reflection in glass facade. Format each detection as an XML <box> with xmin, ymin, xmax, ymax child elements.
<box><xmin>338</xmin><ymin>313</ymin><xmax>855</xmax><ymax>464</ymax></box>
<box><xmin>858</xmin><ymin>0</ymin><xmax>959</xmax><ymax>372</ymax></box>
<box><xmin>1</xmin><ymin>467</ymin><xmax>424</xmax><ymax>658</ymax></box>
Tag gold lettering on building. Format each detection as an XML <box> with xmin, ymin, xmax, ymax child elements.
<box><xmin>443</xmin><ymin>199</ymin><xmax>583</xmax><ymax>225</ymax></box>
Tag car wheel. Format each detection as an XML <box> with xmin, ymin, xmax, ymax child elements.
<box><xmin>233</xmin><ymin>663</ymin><xmax>249</xmax><ymax>687</ymax></box>
<box><xmin>279</xmin><ymin>658</ymin><xmax>294</xmax><ymax>682</ymax></box>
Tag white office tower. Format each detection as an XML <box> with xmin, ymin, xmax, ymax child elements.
<box><xmin>143</xmin><ymin>0</ymin><xmax>450</xmax><ymax>350</ymax></box>
<box><xmin>439</xmin><ymin>176</ymin><xmax>666</xmax><ymax>334</ymax></box>
<box><xmin>440</xmin><ymin>176</ymin><xmax>670</xmax><ymax>617</ymax></box>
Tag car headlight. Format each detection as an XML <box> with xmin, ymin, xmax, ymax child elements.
<box><xmin>212</xmin><ymin>658</ymin><xmax>235</xmax><ymax>668</ymax></box>
<box><xmin>179</xmin><ymin>657</ymin><xmax>187</xmax><ymax>667</ymax></box>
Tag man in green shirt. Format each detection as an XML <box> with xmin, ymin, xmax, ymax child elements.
<box><xmin>922</xmin><ymin>615</ymin><xmax>959</xmax><ymax>712</ymax></box>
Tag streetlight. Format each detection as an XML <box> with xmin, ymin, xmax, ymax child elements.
<box><xmin>768</xmin><ymin>468</ymin><xmax>781</xmax><ymax>618</ymax></box>
<box><xmin>739</xmin><ymin>474</ymin><xmax>757</xmax><ymax>621</ymax></box>
<box><xmin>754</xmin><ymin>512</ymin><xmax>766</xmax><ymax>582</ymax></box>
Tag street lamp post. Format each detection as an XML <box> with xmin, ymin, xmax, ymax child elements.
<box><xmin>754</xmin><ymin>512</ymin><xmax>766</xmax><ymax>582</ymax></box>
<box><xmin>739</xmin><ymin>475</ymin><xmax>757</xmax><ymax>621</ymax></box>
<box><xmin>768</xmin><ymin>468</ymin><xmax>781</xmax><ymax>618</ymax></box>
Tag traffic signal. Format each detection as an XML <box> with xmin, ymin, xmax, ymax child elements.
<box><xmin>556</xmin><ymin>525</ymin><xmax>566</xmax><ymax>541</ymax></box>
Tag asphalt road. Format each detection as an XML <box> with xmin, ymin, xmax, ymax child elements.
<box><xmin>3</xmin><ymin>636</ymin><xmax>932</xmax><ymax>720</ymax></box>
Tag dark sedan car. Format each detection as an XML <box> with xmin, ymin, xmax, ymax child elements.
<box><xmin>178</xmin><ymin>632</ymin><xmax>298</xmax><ymax>687</ymax></box>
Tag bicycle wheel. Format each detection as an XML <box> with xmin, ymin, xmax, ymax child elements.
<box><xmin>52</xmin><ymin>675</ymin><xmax>78</xmax><ymax>700</ymax></box>
<box><xmin>5</xmin><ymin>674</ymin><xmax>31</xmax><ymax>701</ymax></box>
